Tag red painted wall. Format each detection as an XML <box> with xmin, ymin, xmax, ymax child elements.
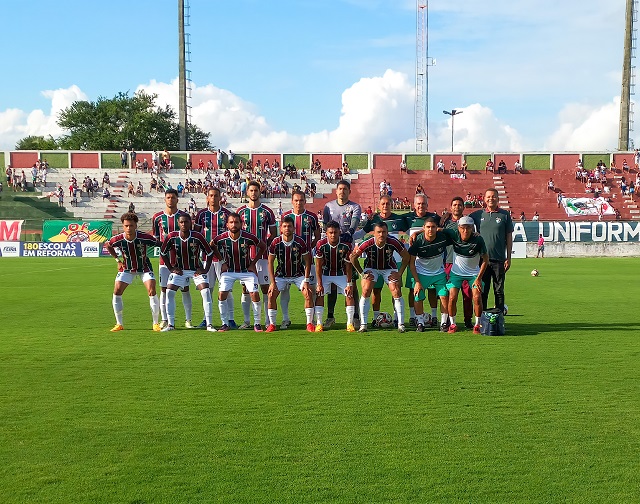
<box><xmin>251</xmin><ymin>154</ymin><xmax>281</xmax><ymax>166</ymax></box>
<box><xmin>612</xmin><ymin>153</ymin><xmax>634</xmax><ymax>170</ymax></box>
<box><xmin>70</xmin><ymin>153</ymin><xmax>99</xmax><ymax>169</ymax></box>
<box><xmin>10</xmin><ymin>152</ymin><xmax>38</xmax><ymax>168</ymax></box>
<box><xmin>373</xmin><ymin>154</ymin><xmax>402</xmax><ymax>170</ymax></box>
<box><xmin>189</xmin><ymin>152</ymin><xmax>217</xmax><ymax>167</ymax></box>
<box><xmin>493</xmin><ymin>154</ymin><xmax>521</xmax><ymax>172</ymax></box>
<box><xmin>312</xmin><ymin>154</ymin><xmax>342</xmax><ymax>170</ymax></box>
<box><xmin>553</xmin><ymin>153</ymin><xmax>581</xmax><ymax>171</ymax></box>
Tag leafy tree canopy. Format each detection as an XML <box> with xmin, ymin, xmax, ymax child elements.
<box><xmin>16</xmin><ymin>91</ymin><xmax>212</xmax><ymax>151</ymax></box>
<box><xmin>15</xmin><ymin>135</ymin><xmax>60</xmax><ymax>150</ymax></box>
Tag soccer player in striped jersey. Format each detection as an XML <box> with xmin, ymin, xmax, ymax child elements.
<box><xmin>237</xmin><ymin>181</ymin><xmax>277</xmax><ymax>327</ymax></box>
<box><xmin>265</xmin><ymin>216</ymin><xmax>314</xmax><ymax>332</ymax></box>
<box><xmin>194</xmin><ymin>187</ymin><xmax>236</xmax><ymax>328</ymax></box>
<box><xmin>106</xmin><ymin>212</ymin><xmax>161</xmax><ymax>332</ymax></box>
<box><xmin>350</xmin><ymin>222</ymin><xmax>410</xmax><ymax>333</ymax></box>
<box><xmin>160</xmin><ymin>213</ymin><xmax>215</xmax><ymax>332</ymax></box>
<box><xmin>151</xmin><ymin>188</ymin><xmax>193</xmax><ymax>329</ymax></box>
<box><xmin>402</xmin><ymin>193</ymin><xmax>441</xmax><ymax>327</ymax></box>
<box><xmin>279</xmin><ymin>190</ymin><xmax>320</xmax><ymax>328</ymax></box>
<box><xmin>363</xmin><ymin>195</ymin><xmax>410</xmax><ymax>326</ymax></box>
<box><xmin>212</xmin><ymin>213</ymin><xmax>267</xmax><ymax>332</ymax></box>
<box><xmin>314</xmin><ymin>221</ymin><xmax>356</xmax><ymax>332</ymax></box>
<box><xmin>408</xmin><ymin>217</ymin><xmax>452</xmax><ymax>332</ymax></box>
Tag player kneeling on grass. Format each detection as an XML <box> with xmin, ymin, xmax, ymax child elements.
<box><xmin>408</xmin><ymin>217</ymin><xmax>451</xmax><ymax>332</ymax></box>
<box><xmin>265</xmin><ymin>216</ymin><xmax>314</xmax><ymax>332</ymax></box>
<box><xmin>212</xmin><ymin>213</ymin><xmax>267</xmax><ymax>332</ymax></box>
<box><xmin>350</xmin><ymin>222</ymin><xmax>410</xmax><ymax>333</ymax></box>
<box><xmin>160</xmin><ymin>214</ymin><xmax>216</xmax><ymax>332</ymax></box>
<box><xmin>444</xmin><ymin>216</ymin><xmax>489</xmax><ymax>334</ymax></box>
<box><xmin>106</xmin><ymin>212</ymin><xmax>161</xmax><ymax>332</ymax></box>
<box><xmin>313</xmin><ymin>220</ymin><xmax>356</xmax><ymax>332</ymax></box>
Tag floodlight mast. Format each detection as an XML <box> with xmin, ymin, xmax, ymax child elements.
<box><xmin>415</xmin><ymin>2</ymin><xmax>435</xmax><ymax>153</ymax></box>
<box><xmin>443</xmin><ymin>109</ymin><xmax>462</xmax><ymax>152</ymax></box>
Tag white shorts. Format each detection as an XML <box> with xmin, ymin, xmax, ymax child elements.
<box><xmin>159</xmin><ymin>264</ymin><xmax>190</xmax><ymax>290</ymax></box>
<box><xmin>220</xmin><ymin>271</ymin><xmax>259</xmax><ymax>293</ymax></box>
<box><xmin>275</xmin><ymin>276</ymin><xmax>308</xmax><ymax>292</ymax></box>
<box><xmin>255</xmin><ymin>258</ymin><xmax>270</xmax><ymax>285</ymax></box>
<box><xmin>167</xmin><ymin>270</ymin><xmax>209</xmax><ymax>288</ymax></box>
<box><xmin>116</xmin><ymin>270</ymin><xmax>155</xmax><ymax>285</ymax></box>
<box><xmin>319</xmin><ymin>274</ymin><xmax>349</xmax><ymax>295</ymax></box>
<box><xmin>363</xmin><ymin>268</ymin><xmax>398</xmax><ymax>285</ymax></box>
<box><xmin>204</xmin><ymin>261</ymin><xmax>224</xmax><ymax>286</ymax></box>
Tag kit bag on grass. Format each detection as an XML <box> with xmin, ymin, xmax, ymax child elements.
<box><xmin>480</xmin><ymin>308</ymin><xmax>505</xmax><ymax>336</ymax></box>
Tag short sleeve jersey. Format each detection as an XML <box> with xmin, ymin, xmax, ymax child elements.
<box><xmin>358</xmin><ymin>236</ymin><xmax>405</xmax><ymax>270</ymax></box>
<box><xmin>469</xmin><ymin>208</ymin><xmax>514</xmax><ymax>262</ymax></box>
<box><xmin>108</xmin><ymin>231</ymin><xmax>157</xmax><ymax>273</ymax></box>
<box><xmin>322</xmin><ymin>200</ymin><xmax>362</xmax><ymax>236</ymax></box>
<box><xmin>442</xmin><ymin>228</ymin><xmax>487</xmax><ymax>277</ymax></box>
<box><xmin>441</xmin><ymin>215</ymin><xmax>462</xmax><ymax>264</ymax></box>
<box><xmin>151</xmin><ymin>210</ymin><xmax>189</xmax><ymax>266</ymax></box>
<box><xmin>237</xmin><ymin>204</ymin><xmax>276</xmax><ymax>260</ymax></box>
<box><xmin>363</xmin><ymin>212</ymin><xmax>409</xmax><ymax>239</ymax></box>
<box><xmin>195</xmin><ymin>207</ymin><xmax>231</xmax><ymax>262</ymax></box>
<box><xmin>213</xmin><ymin>230</ymin><xmax>261</xmax><ymax>273</ymax></box>
<box><xmin>268</xmin><ymin>235</ymin><xmax>309</xmax><ymax>278</ymax></box>
<box><xmin>315</xmin><ymin>238</ymin><xmax>352</xmax><ymax>277</ymax></box>
<box><xmin>408</xmin><ymin>231</ymin><xmax>451</xmax><ymax>276</ymax></box>
<box><xmin>281</xmin><ymin>209</ymin><xmax>319</xmax><ymax>251</ymax></box>
<box><xmin>403</xmin><ymin>211</ymin><xmax>441</xmax><ymax>239</ymax></box>
<box><xmin>160</xmin><ymin>231</ymin><xmax>213</xmax><ymax>271</ymax></box>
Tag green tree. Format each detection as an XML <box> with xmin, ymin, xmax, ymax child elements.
<box><xmin>15</xmin><ymin>135</ymin><xmax>59</xmax><ymax>150</ymax></box>
<box><xmin>52</xmin><ymin>91</ymin><xmax>211</xmax><ymax>151</ymax></box>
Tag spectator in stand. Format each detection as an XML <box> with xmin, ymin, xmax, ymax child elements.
<box><xmin>462</xmin><ymin>160</ymin><xmax>468</xmax><ymax>172</ymax></box>
<box><xmin>436</xmin><ymin>159</ymin><xmax>445</xmax><ymax>173</ymax></box>
<box><xmin>622</xmin><ymin>159</ymin><xmax>630</xmax><ymax>172</ymax></box>
<box><xmin>400</xmin><ymin>159</ymin><xmax>407</xmax><ymax>172</ymax></box>
<box><xmin>547</xmin><ymin>178</ymin><xmax>555</xmax><ymax>192</ymax></box>
<box><xmin>58</xmin><ymin>187</ymin><xmax>64</xmax><ymax>207</ymax></box>
<box><xmin>162</xmin><ymin>149</ymin><xmax>170</xmax><ymax>170</ymax></box>
<box><xmin>177</xmin><ymin>181</ymin><xmax>185</xmax><ymax>196</ymax></box>
<box><xmin>103</xmin><ymin>172</ymin><xmax>110</xmax><ymax>187</ymax></box>
<box><xmin>121</xmin><ymin>148</ymin><xmax>128</xmax><ymax>168</ymax></box>
<box><xmin>520</xmin><ymin>212</ymin><xmax>526</xmax><ymax>223</ymax></box>
<box><xmin>127</xmin><ymin>181</ymin><xmax>135</xmax><ymax>197</ymax></box>
<box><xmin>142</xmin><ymin>158</ymin><xmax>149</xmax><ymax>172</ymax></box>
<box><xmin>514</xmin><ymin>159</ymin><xmax>522</xmax><ymax>173</ymax></box>
<box><xmin>532</xmin><ymin>211</ymin><xmax>539</xmax><ymax>221</ymax></box>
<box><xmin>557</xmin><ymin>191</ymin><xmax>563</xmax><ymax>207</ymax></box>
<box><xmin>485</xmin><ymin>159</ymin><xmax>494</xmax><ymax>173</ymax></box>
<box><xmin>497</xmin><ymin>160</ymin><xmax>507</xmax><ymax>174</ymax></box>
<box><xmin>102</xmin><ymin>187</ymin><xmax>111</xmax><ymax>201</ymax></box>
<box><xmin>415</xmin><ymin>183</ymin><xmax>424</xmax><ymax>195</ymax></box>
<box><xmin>229</xmin><ymin>150</ymin><xmax>235</xmax><ymax>167</ymax></box>
<box><xmin>379</xmin><ymin>179</ymin><xmax>387</xmax><ymax>196</ymax></box>
<box><xmin>137</xmin><ymin>181</ymin><xmax>144</xmax><ymax>196</ymax></box>
<box><xmin>150</xmin><ymin>178</ymin><xmax>158</xmax><ymax>192</ymax></box>
<box><xmin>450</xmin><ymin>160</ymin><xmax>457</xmax><ymax>173</ymax></box>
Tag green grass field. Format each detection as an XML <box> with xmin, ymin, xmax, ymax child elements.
<box><xmin>1</xmin><ymin>257</ymin><xmax>639</xmax><ymax>503</ymax></box>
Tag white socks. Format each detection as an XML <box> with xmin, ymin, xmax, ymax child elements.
<box><xmin>268</xmin><ymin>309</ymin><xmax>278</xmax><ymax>326</ymax></box>
<box><xmin>200</xmin><ymin>289</ymin><xmax>212</xmax><ymax>325</ymax></box>
<box><xmin>166</xmin><ymin>289</ymin><xmax>177</xmax><ymax>326</ymax></box>
<box><xmin>281</xmin><ymin>288</ymin><xmax>291</xmax><ymax>321</ymax></box>
<box><xmin>359</xmin><ymin>297</ymin><xmax>371</xmax><ymax>326</ymax></box>
<box><xmin>346</xmin><ymin>305</ymin><xmax>355</xmax><ymax>325</ymax></box>
<box><xmin>159</xmin><ymin>290</ymin><xmax>167</xmax><ymax>322</ymax></box>
<box><xmin>252</xmin><ymin>301</ymin><xmax>262</xmax><ymax>325</ymax></box>
<box><xmin>393</xmin><ymin>297</ymin><xmax>405</xmax><ymax>326</ymax></box>
<box><xmin>241</xmin><ymin>293</ymin><xmax>251</xmax><ymax>324</ymax></box>
<box><xmin>314</xmin><ymin>306</ymin><xmax>324</xmax><ymax>325</ymax></box>
<box><xmin>112</xmin><ymin>294</ymin><xmax>123</xmax><ymax>325</ymax></box>
<box><xmin>149</xmin><ymin>295</ymin><xmax>159</xmax><ymax>324</ymax></box>
<box><xmin>218</xmin><ymin>299</ymin><xmax>229</xmax><ymax>325</ymax></box>
<box><xmin>305</xmin><ymin>307</ymin><xmax>314</xmax><ymax>324</ymax></box>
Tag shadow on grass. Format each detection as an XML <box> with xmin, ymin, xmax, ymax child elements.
<box><xmin>12</xmin><ymin>195</ymin><xmax>74</xmax><ymax>218</ymax></box>
<box><xmin>499</xmin><ymin>321</ymin><xmax>640</xmax><ymax>337</ymax></box>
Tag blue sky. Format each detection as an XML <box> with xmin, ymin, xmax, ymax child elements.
<box><xmin>0</xmin><ymin>0</ymin><xmax>631</xmax><ymax>152</ymax></box>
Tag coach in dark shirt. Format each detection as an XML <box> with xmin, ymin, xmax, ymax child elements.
<box><xmin>470</xmin><ymin>188</ymin><xmax>513</xmax><ymax>312</ymax></box>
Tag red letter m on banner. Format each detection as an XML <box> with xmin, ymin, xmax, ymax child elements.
<box><xmin>0</xmin><ymin>220</ymin><xmax>23</xmax><ymax>241</ymax></box>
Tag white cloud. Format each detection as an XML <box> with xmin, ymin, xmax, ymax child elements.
<box><xmin>545</xmin><ymin>98</ymin><xmax>620</xmax><ymax>151</ymax></box>
<box><xmin>0</xmin><ymin>85</ymin><xmax>87</xmax><ymax>149</ymax></box>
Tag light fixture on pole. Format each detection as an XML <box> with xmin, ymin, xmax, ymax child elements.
<box><xmin>443</xmin><ymin>109</ymin><xmax>463</xmax><ymax>152</ymax></box>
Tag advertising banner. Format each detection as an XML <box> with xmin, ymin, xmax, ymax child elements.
<box><xmin>21</xmin><ymin>242</ymin><xmax>82</xmax><ymax>257</ymax></box>
<box><xmin>0</xmin><ymin>241</ymin><xmax>21</xmax><ymax>257</ymax></box>
<box><xmin>43</xmin><ymin>221</ymin><xmax>113</xmax><ymax>242</ymax></box>
<box><xmin>0</xmin><ymin>220</ymin><xmax>24</xmax><ymax>241</ymax></box>
<box><xmin>512</xmin><ymin>221</ymin><xmax>640</xmax><ymax>242</ymax></box>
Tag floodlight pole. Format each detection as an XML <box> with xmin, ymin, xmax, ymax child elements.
<box><xmin>443</xmin><ymin>109</ymin><xmax>462</xmax><ymax>152</ymax></box>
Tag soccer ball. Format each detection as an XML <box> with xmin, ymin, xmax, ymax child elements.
<box><xmin>531</xmin><ymin>269</ymin><xmax>539</xmax><ymax>277</ymax></box>
<box><xmin>374</xmin><ymin>312</ymin><xmax>394</xmax><ymax>329</ymax></box>
<box><xmin>503</xmin><ymin>304</ymin><xmax>508</xmax><ymax>316</ymax></box>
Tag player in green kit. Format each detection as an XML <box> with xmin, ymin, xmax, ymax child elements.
<box><xmin>408</xmin><ymin>217</ymin><xmax>451</xmax><ymax>332</ymax></box>
<box><xmin>362</xmin><ymin>195</ymin><xmax>409</xmax><ymax>327</ymax></box>
<box><xmin>442</xmin><ymin>216</ymin><xmax>490</xmax><ymax>334</ymax></box>
<box><xmin>403</xmin><ymin>193</ymin><xmax>441</xmax><ymax>327</ymax></box>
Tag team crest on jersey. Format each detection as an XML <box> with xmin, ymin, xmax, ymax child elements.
<box><xmin>495</xmin><ymin>217</ymin><xmax>502</xmax><ymax>224</ymax></box>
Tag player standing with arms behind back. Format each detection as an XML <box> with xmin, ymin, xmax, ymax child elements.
<box><xmin>151</xmin><ymin>188</ymin><xmax>193</xmax><ymax>329</ymax></box>
<box><xmin>237</xmin><ymin>181</ymin><xmax>277</xmax><ymax>328</ymax></box>
<box><xmin>106</xmin><ymin>212</ymin><xmax>161</xmax><ymax>332</ymax></box>
<box><xmin>159</xmin><ymin>214</ymin><xmax>216</xmax><ymax>332</ymax></box>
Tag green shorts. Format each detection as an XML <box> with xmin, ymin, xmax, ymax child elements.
<box><xmin>446</xmin><ymin>272</ymin><xmax>483</xmax><ymax>290</ymax></box>
<box><xmin>413</xmin><ymin>272</ymin><xmax>448</xmax><ymax>300</ymax></box>
<box><xmin>404</xmin><ymin>268</ymin><xmax>414</xmax><ymax>289</ymax></box>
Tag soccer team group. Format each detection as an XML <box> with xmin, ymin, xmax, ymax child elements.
<box><xmin>107</xmin><ymin>179</ymin><xmax>514</xmax><ymax>334</ymax></box>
